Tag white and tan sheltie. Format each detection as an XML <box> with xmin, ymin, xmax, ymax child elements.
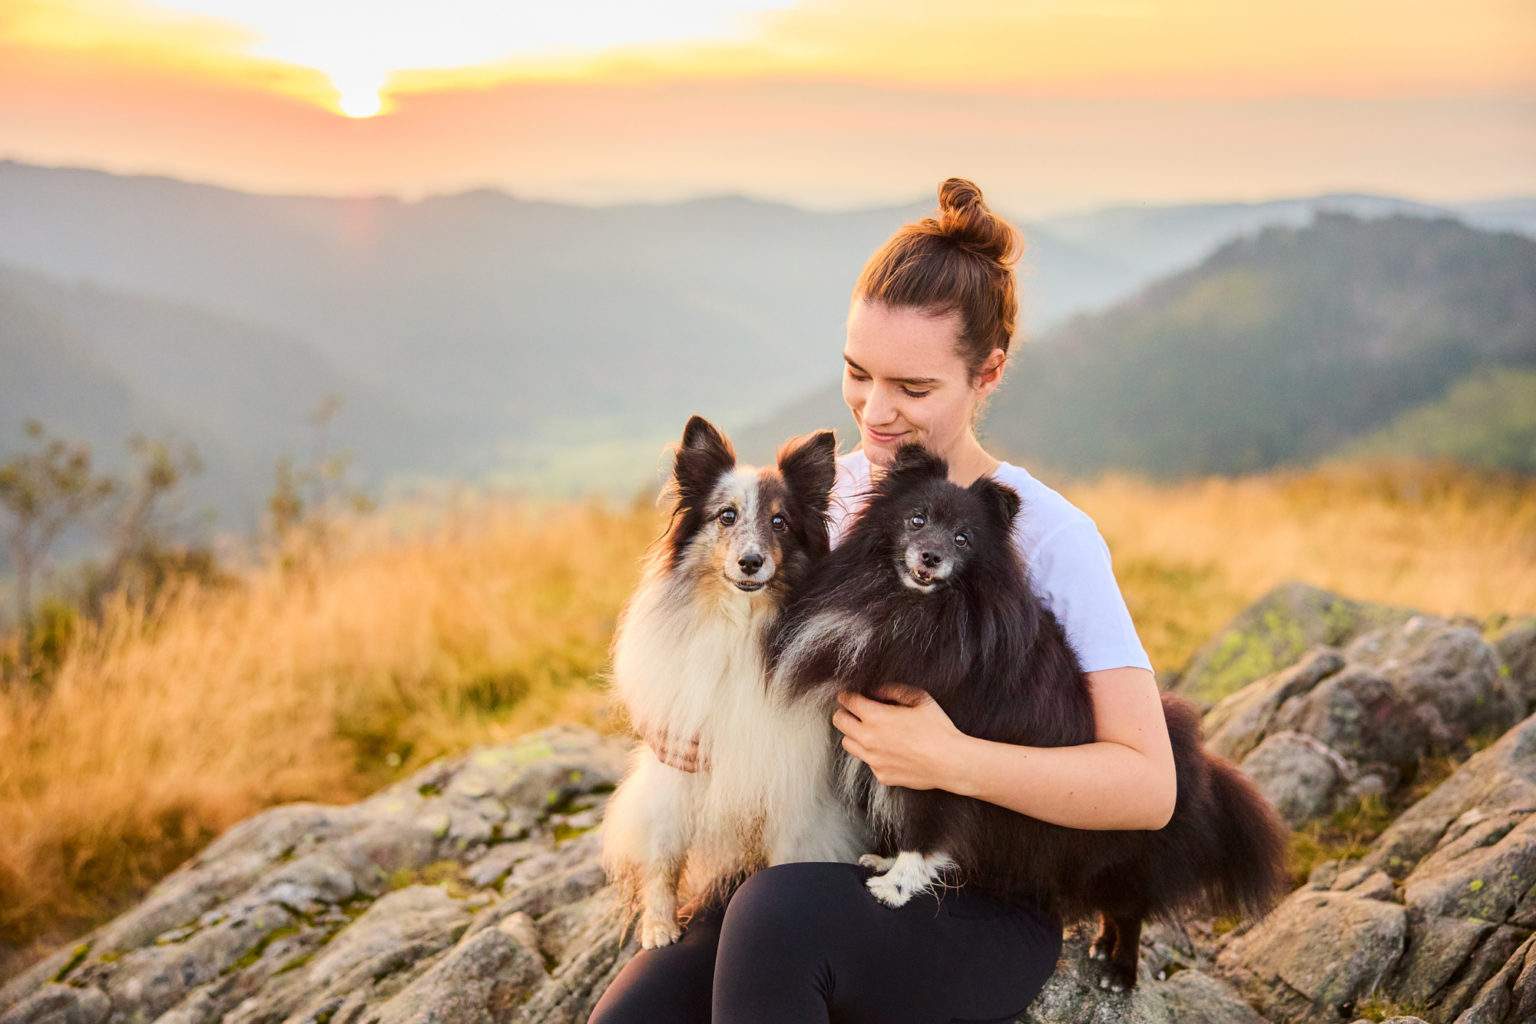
<box><xmin>600</xmin><ymin>415</ymin><xmax>866</xmax><ymax>948</ymax></box>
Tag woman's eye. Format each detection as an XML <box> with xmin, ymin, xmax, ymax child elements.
<box><xmin>900</xmin><ymin>388</ymin><xmax>931</xmax><ymax>398</ymax></box>
<box><xmin>771</xmin><ymin>513</ymin><xmax>787</xmax><ymax>533</ymax></box>
<box><xmin>908</xmin><ymin>514</ymin><xmax>925</xmax><ymax>529</ymax></box>
<box><xmin>954</xmin><ymin>532</ymin><xmax>968</xmax><ymax>547</ymax></box>
<box><xmin>719</xmin><ymin>508</ymin><xmax>738</xmax><ymax>526</ymax></box>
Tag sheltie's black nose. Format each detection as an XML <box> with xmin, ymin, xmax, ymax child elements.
<box><xmin>921</xmin><ymin>550</ymin><xmax>943</xmax><ymax>569</ymax></box>
<box><xmin>739</xmin><ymin>553</ymin><xmax>764</xmax><ymax>575</ymax></box>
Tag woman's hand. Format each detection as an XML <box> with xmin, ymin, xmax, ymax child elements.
<box><xmin>643</xmin><ymin>727</ymin><xmax>709</xmax><ymax>773</ymax></box>
<box><xmin>833</xmin><ymin>684</ymin><xmax>968</xmax><ymax>790</ymax></box>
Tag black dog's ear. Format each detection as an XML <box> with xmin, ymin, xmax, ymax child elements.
<box><xmin>673</xmin><ymin>415</ymin><xmax>736</xmax><ymax>508</ymax></box>
<box><xmin>969</xmin><ymin>478</ymin><xmax>1022</xmax><ymax>533</ymax></box>
<box><xmin>888</xmin><ymin>444</ymin><xmax>947</xmax><ymax>479</ymax></box>
<box><xmin>777</xmin><ymin>430</ymin><xmax>837</xmax><ymax>516</ymax></box>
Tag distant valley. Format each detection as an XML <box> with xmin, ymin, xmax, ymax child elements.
<box><xmin>2</xmin><ymin>160</ymin><xmax>1533</xmax><ymax>537</ymax></box>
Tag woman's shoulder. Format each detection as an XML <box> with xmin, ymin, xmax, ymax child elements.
<box><xmin>990</xmin><ymin>460</ymin><xmax>1097</xmax><ymax>557</ymax></box>
<box><xmin>994</xmin><ymin>461</ymin><xmax>1154</xmax><ymax>673</ymax></box>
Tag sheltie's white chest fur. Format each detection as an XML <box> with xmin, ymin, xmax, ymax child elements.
<box><xmin>612</xmin><ymin>575</ymin><xmax>778</xmax><ymax>749</ymax></box>
<box><xmin>598</xmin><ymin>418</ymin><xmax>863</xmax><ymax>947</ymax></box>
<box><xmin>607</xmin><ymin>575</ymin><xmax>857</xmax><ymax>872</ymax></box>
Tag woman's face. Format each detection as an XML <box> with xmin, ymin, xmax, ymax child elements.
<box><xmin>842</xmin><ymin>298</ymin><xmax>1002</xmax><ymax>468</ymax></box>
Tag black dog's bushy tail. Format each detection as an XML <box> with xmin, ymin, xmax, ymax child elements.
<box><xmin>1203</xmin><ymin>757</ymin><xmax>1292</xmax><ymax>918</ymax></box>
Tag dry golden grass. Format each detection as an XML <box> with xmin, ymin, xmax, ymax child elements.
<box><xmin>0</xmin><ymin>456</ymin><xmax>1532</xmax><ymax>980</ymax></box>
<box><xmin>0</xmin><ymin>494</ymin><xmax>666</xmax><ymax>975</ymax></box>
<box><xmin>1058</xmin><ymin>456</ymin><xmax>1536</xmax><ymax>675</ymax></box>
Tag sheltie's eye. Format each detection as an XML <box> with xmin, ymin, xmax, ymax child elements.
<box><xmin>909</xmin><ymin>514</ymin><xmax>925</xmax><ymax>530</ymax></box>
<box><xmin>954</xmin><ymin>532</ymin><xmax>969</xmax><ymax>547</ymax></box>
<box><xmin>771</xmin><ymin>513</ymin><xmax>787</xmax><ymax>533</ymax></box>
<box><xmin>719</xmin><ymin>507</ymin><xmax>738</xmax><ymax>526</ymax></box>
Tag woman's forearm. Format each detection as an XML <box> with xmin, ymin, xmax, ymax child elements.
<box><xmin>834</xmin><ymin>669</ymin><xmax>1177</xmax><ymax>831</ymax></box>
<box><xmin>943</xmin><ymin>732</ymin><xmax>1176</xmax><ymax>831</ymax></box>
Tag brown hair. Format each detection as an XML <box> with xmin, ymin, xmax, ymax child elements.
<box><xmin>852</xmin><ymin>178</ymin><xmax>1025</xmax><ymax>381</ymax></box>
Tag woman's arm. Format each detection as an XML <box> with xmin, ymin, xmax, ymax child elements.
<box><xmin>832</xmin><ymin>665</ymin><xmax>1176</xmax><ymax>831</ymax></box>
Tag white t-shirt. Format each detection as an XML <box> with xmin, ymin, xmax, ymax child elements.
<box><xmin>828</xmin><ymin>449</ymin><xmax>1154</xmax><ymax>675</ymax></box>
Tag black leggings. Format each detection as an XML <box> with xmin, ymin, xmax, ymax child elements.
<box><xmin>588</xmin><ymin>862</ymin><xmax>1062</xmax><ymax>1024</ymax></box>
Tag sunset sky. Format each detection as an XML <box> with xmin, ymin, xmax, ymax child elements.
<box><xmin>2</xmin><ymin>0</ymin><xmax>1534</xmax><ymax>214</ymax></box>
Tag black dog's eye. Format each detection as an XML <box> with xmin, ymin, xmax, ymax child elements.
<box><xmin>909</xmin><ymin>514</ymin><xmax>926</xmax><ymax>529</ymax></box>
<box><xmin>771</xmin><ymin>513</ymin><xmax>787</xmax><ymax>533</ymax></box>
<box><xmin>954</xmin><ymin>532</ymin><xmax>968</xmax><ymax>547</ymax></box>
<box><xmin>719</xmin><ymin>508</ymin><xmax>738</xmax><ymax>526</ymax></box>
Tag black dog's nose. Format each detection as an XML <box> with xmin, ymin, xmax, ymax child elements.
<box><xmin>739</xmin><ymin>553</ymin><xmax>764</xmax><ymax>575</ymax></box>
<box><xmin>921</xmin><ymin>551</ymin><xmax>943</xmax><ymax>569</ymax></box>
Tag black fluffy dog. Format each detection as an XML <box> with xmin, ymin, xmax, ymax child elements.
<box><xmin>768</xmin><ymin>445</ymin><xmax>1288</xmax><ymax>991</ymax></box>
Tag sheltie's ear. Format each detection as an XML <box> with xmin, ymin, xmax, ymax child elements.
<box><xmin>969</xmin><ymin>478</ymin><xmax>1022</xmax><ymax>534</ymax></box>
<box><xmin>673</xmin><ymin>415</ymin><xmax>736</xmax><ymax>509</ymax></box>
<box><xmin>889</xmin><ymin>443</ymin><xmax>947</xmax><ymax>480</ymax></box>
<box><xmin>777</xmin><ymin>430</ymin><xmax>836</xmax><ymax>516</ymax></box>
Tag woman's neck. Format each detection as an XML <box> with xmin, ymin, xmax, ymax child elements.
<box><xmin>944</xmin><ymin>435</ymin><xmax>1002</xmax><ymax>485</ymax></box>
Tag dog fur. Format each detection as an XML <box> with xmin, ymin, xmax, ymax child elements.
<box><xmin>768</xmin><ymin>444</ymin><xmax>1289</xmax><ymax>990</ymax></box>
<box><xmin>600</xmin><ymin>415</ymin><xmax>866</xmax><ymax>948</ymax></box>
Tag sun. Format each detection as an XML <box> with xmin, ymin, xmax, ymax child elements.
<box><xmin>331</xmin><ymin>69</ymin><xmax>386</xmax><ymax>118</ymax></box>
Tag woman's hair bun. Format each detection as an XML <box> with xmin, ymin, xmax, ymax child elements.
<box><xmin>933</xmin><ymin>177</ymin><xmax>1020</xmax><ymax>267</ymax></box>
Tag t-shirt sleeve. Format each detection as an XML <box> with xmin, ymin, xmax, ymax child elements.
<box><xmin>1028</xmin><ymin>522</ymin><xmax>1154</xmax><ymax>674</ymax></box>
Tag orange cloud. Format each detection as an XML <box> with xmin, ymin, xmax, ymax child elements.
<box><xmin>1</xmin><ymin>0</ymin><xmax>1531</xmax><ymax>209</ymax></box>
<box><xmin>7</xmin><ymin>0</ymin><xmax>1534</xmax><ymax>113</ymax></box>
<box><xmin>3</xmin><ymin>0</ymin><xmax>343</xmax><ymax>109</ymax></box>
<box><xmin>385</xmin><ymin>0</ymin><xmax>1536</xmax><ymax>98</ymax></box>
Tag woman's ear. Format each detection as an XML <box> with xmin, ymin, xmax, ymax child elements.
<box><xmin>973</xmin><ymin>348</ymin><xmax>1007</xmax><ymax>397</ymax></box>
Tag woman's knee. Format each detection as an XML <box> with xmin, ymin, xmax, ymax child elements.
<box><xmin>721</xmin><ymin>861</ymin><xmax>867</xmax><ymax>945</ymax></box>
<box><xmin>587</xmin><ymin>903</ymin><xmax>725</xmax><ymax>1024</ymax></box>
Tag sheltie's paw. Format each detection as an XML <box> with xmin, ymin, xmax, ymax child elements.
<box><xmin>1088</xmin><ymin>938</ymin><xmax>1112</xmax><ymax>961</ymax></box>
<box><xmin>858</xmin><ymin>853</ymin><xmax>896</xmax><ymax>872</ymax></box>
<box><xmin>638</xmin><ymin>912</ymin><xmax>682</xmax><ymax>949</ymax></box>
<box><xmin>866</xmin><ymin>870</ymin><xmax>915</xmax><ymax>908</ymax></box>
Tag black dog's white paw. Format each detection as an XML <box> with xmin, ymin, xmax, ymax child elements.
<box><xmin>866</xmin><ymin>871</ymin><xmax>914</xmax><ymax>908</ymax></box>
<box><xmin>862</xmin><ymin>851</ymin><xmax>955</xmax><ymax>909</ymax></box>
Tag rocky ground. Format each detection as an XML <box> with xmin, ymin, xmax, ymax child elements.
<box><xmin>2</xmin><ymin>582</ymin><xmax>1533</xmax><ymax>1024</ymax></box>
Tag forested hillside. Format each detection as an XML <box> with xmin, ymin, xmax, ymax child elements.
<box><xmin>746</xmin><ymin>213</ymin><xmax>1536</xmax><ymax>478</ymax></box>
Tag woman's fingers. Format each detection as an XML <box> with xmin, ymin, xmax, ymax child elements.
<box><xmin>832</xmin><ymin>707</ymin><xmax>862</xmax><ymax>737</ymax></box>
<box><xmin>872</xmin><ymin>682</ymin><xmax>931</xmax><ymax>707</ymax></box>
<box><xmin>836</xmin><ymin>690</ymin><xmax>882</xmax><ymax>720</ymax></box>
<box><xmin>644</xmin><ymin>727</ymin><xmax>707</xmax><ymax>772</ymax></box>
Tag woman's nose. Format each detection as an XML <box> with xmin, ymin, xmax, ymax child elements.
<box><xmin>863</xmin><ymin>383</ymin><xmax>899</xmax><ymax>426</ymax></box>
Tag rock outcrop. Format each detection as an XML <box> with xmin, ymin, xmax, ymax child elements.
<box><xmin>2</xmin><ymin>586</ymin><xmax>1533</xmax><ymax>1024</ymax></box>
<box><xmin>0</xmin><ymin>728</ymin><xmax>634</xmax><ymax>1024</ymax></box>
<box><xmin>1215</xmin><ymin>708</ymin><xmax>1536</xmax><ymax>1023</ymax></box>
<box><xmin>1205</xmin><ymin>615</ymin><xmax>1520</xmax><ymax>828</ymax></box>
<box><xmin>1163</xmin><ymin>581</ymin><xmax>1418</xmax><ymax>709</ymax></box>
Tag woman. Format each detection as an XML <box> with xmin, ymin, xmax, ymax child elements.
<box><xmin>590</xmin><ymin>178</ymin><xmax>1176</xmax><ymax>1023</ymax></box>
